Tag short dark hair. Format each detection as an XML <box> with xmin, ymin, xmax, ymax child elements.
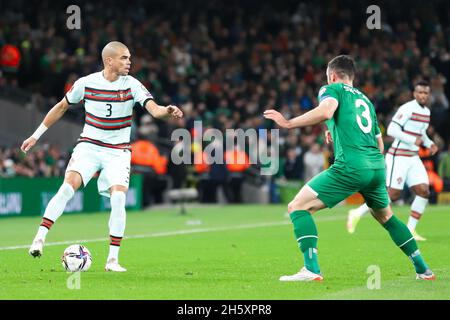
<box><xmin>327</xmin><ymin>55</ymin><xmax>356</xmax><ymax>80</ymax></box>
<box><xmin>413</xmin><ymin>80</ymin><xmax>430</xmax><ymax>90</ymax></box>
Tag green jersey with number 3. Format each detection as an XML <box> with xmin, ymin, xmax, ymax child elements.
<box><xmin>318</xmin><ymin>83</ymin><xmax>384</xmax><ymax>170</ymax></box>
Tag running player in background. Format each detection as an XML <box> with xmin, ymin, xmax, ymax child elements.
<box><xmin>264</xmin><ymin>55</ymin><xmax>434</xmax><ymax>281</ymax></box>
<box><xmin>347</xmin><ymin>81</ymin><xmax>437</xmax><ymax>241</ymax></box>
<box><xmin>22</xmin><ymin>41</ymin><xmax>183</xmax><ymax>272</ymax></box>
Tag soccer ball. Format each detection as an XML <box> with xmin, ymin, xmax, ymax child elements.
<box><xmin>61</xmin><ymin>244</ymin><xmax>92</xmax><ymax>272</ymax></box>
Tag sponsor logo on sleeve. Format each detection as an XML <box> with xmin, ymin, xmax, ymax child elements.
<box><xmin>319</xmin><ymin>87</ymin><xmax>326</xmax><ymax>97</ymax></box>
<box><xmin>141</xmin><ymin>84</ymin><xmax>152</xmax><ymax>97</ymax></box>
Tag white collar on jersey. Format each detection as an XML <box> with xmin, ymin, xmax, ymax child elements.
<box><xmin>101</xmin><ymin>70</ymin><xmax>122</xmax><ymax>83</ymax></box>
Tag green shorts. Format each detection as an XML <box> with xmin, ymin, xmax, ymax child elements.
<box><xmin>306</xmin><ymin>165</ymin><xmax>389</xmax><ymax>209</ymax></box>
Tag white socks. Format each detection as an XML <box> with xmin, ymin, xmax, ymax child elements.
<box><xmin>355</xmin><ymin>195</ymin><xmax>428</xmax><ymax>231</ymax></box>
<box><xmin>352</xmin><ymin>203</ymin><xmax>369</xmax><ymax>217</ymax></box>
<box><xmin>407</xmin><ymin>195</ymin><xmax>428</xmax><ymax>231</ymax></box>
<box><xmin>107</xmin><ymin>191</ymin><xmax>127</xmax><ymax>262</ymax></box>
<box><xmin>35</xmin><ymin>183</ymin><xmax>75</xmax><ymax>240</ymax></box>
<box><xmin>34</xmin><ymin>186</ymin><xmax>127</xmax><ymax>263</ymax></box>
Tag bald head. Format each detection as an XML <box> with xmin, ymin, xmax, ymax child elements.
<box><xmin>102</xmin><ymin>41</ymin><xmax>129</xmax><ymax>63</ymax></box>
<box><xmin>101</xmin><ymin>41</ymin><xmax>131</xmax><ymax>78</ymax></box>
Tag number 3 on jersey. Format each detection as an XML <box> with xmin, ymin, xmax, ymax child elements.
<box><xmin>355</xmin><ymin>99</ymin><xmax>372</xmax><ymax>133</ymax></box>
<box><xmin>106</xmin><ymin>103</ymin><xmax>112</xmax><ymax>117</ymax></box>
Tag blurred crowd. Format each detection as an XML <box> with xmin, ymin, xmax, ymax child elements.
<box><xmin>1</xmin><ymin>0</ymin><xmax>450</xmax><ymax>203</ymax></box>
<box><xmin>0</xmin><ymin>143</ymin><xmax>67</xmax><ymax>178</ymax></box>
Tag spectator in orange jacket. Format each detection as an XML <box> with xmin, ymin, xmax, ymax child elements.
<box><xmin>224</xmin><ymin>146</ymin><xmax>251</xmax><ymax>203</ymax></box>
<box><xmin>419</xmin><ymin>147</ymin><xmax>443</xmax><ymax>196</ymax></box>
<box><xmin>131</xmin><ymin>139</ymin><xmax>168</xmax><ymax>207</ymax></box>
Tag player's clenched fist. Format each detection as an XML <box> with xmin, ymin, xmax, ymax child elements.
<box><xmin>21</xmin><ymin>137</ymin><xmax>37</xmax><ymax>153</ymax></box>
<box><xmin>167</xmin><ymin>105</ymin><xmax>183</xmax><ymax>119</ymax></box>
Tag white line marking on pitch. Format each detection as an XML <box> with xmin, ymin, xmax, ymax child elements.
<box><xmin>0</xmin><ymin>214</ymin><xmax>345</xmax><ymax>251</ymax></box>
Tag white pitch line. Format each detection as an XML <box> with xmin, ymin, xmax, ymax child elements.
<box><xmin>0</xmin><ymin>221</ymin><xmax>288</xmax><ymax>251</ymax></box>
<box><xmin>0</xmin><ymin>214</ymin><xmax>347</xmax><ymax>251</ymax></box>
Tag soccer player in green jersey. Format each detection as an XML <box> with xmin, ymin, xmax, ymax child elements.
<box><xmin>263</xmin><ymin>55</ymin><xmax>435</xmax><ymax>281</ymax></box>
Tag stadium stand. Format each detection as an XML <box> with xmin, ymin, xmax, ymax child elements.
<box><xmin>1</xmin><ymin>0</ymin><xmax>449</xmax><ymax>204</ymax></box>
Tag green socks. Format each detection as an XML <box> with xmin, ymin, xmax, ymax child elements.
<box><xmin>290</xmin><ymin>210</ymin><xmax>320</xmax><ymax>274</ymax></box>
<box><xmin>289</xmin><ymin>211</ymin><xmax>427</xmax><ymax>275</ymax></box>
<box><xmin>383</xmin><ymin>215</ymin><xmax>428</xmax><ymax>274</ymax></box>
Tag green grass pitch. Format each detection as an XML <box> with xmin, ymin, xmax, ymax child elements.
<box><xmin>0</xmin><ymin>204</ymin><xmax>449</xmax><ymax>299</ymax></box>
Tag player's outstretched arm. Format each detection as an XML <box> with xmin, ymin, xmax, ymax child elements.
<box><xmin>264</xmin><ymin>98</ymin><xmax>338</xmax><ymax>129</ymax></box>
<box><xmin>21</xmin><ymin>97</ymin><xmax>70</xmax><ymax>153</ymax></box>
<box><xmin>144</xmin><ymin>100</ymin><xmax>183</xmax><ymax>120</ymax></box>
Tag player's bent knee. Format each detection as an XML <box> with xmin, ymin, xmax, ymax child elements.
<box><xmin>64</xmin><ymin>171</ymin><xmax>83</xmax><ymax>190</ymax></box>
<box><xmin>416</xmin><ymin>186</ymin><xmax>430</xmax><ymax>198</ymax></box>
<box><xmin>388</xmin><ymin>190</ymin><xmax>401</xmax><ymax>202</ymax></box>
<box><xmin>288</xmin><ymin>199</ymin><xmax>317</xmax><ymax>214</ymax></box>
<box><xmin>370</xmin><ymin>206</ymin><xmax>393</xmax><ymax>224</ymax></box>
<box><xmin>287</xmin><ymin>202</ymin><xmax>295</xmax><ymax>214</ymax></box>
<box><xmin>418</xmin><ymin>190</ymin><xmax>430</xmax><ymax>199</ymax></box>
<box><xmin>288</xmin><ymin>200</ymin><xmax>304</xmax><ymax>213</ymax></box>
<box><xmin>110</xmin><ymin>185</ymin><xmax>128</xmax><ymax>194</ymax></box>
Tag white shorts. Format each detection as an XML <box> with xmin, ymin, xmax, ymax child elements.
<box><xmin>66</xmin><ymin>143</ymin><xmax>131</xmax><ymax>197</ymax></box>
<box><xmin>385</xmin><ymin>153</ymin><xmax>429</xmax><ymax>190</ymax></box>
